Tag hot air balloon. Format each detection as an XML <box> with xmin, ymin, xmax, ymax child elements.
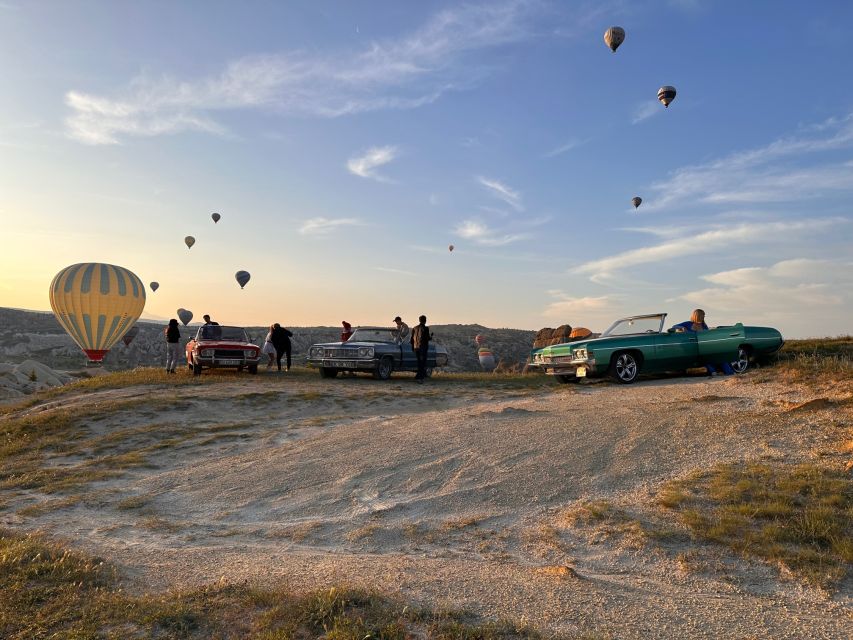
<box><xmin>185</xmin><ymin>236</ymin><xmax>195</xmax><ymax>249</ymax></box>
<box><xmin>150</xmin><ymin>281</ymin><xmax>159</xmax><ymax>292</ymax></box>
<box><xmin>478</xmin><ymin>347</ymin><xmax>496</xmax><ymax>372</ymax></box>
<box><xmin>122</xmin><ymin>325</ymin><xmax>139</xmax><ymax>347</ymax></box>
<box><xmin>235</xmin><ymin>270</ymin><xmax>251</xmax><ymax>289</ymax></box>
<box><xmin>474</xmin><ymin>334</ymin><xmax>484</xmax><ymax>346</ymax></box>
<box><xmin>604</xmin><ymin>26</ymin><xmax>625</xmax><ymax>52</ymax></box>
<box><xmin>570</xmin><ymin>327</ymin><xmax>593</xmax><ymax>340</ymax></box>
<box><xmin>448</xmin><ymin>244</ymin><xmax>454</xmax><ymax>252</ymax></box>
<box><xmin>657</xmin><ymin>85</ymin><xmax>677</xmax><ymax>108</ymax></box>
<box><xmin>212</xmin><ymin>213</ymin><xmax>221</xmax><ymax>223</ymax></box>
<box><xmin>177</xmin><ymin>308</ymin><xmax>193</xmax><ymax>326</ymax></box>
<box><xmin>49</xmin><ymin>263</ymin><xmax>146</xmax><ymax>363</ymax></box>
<box><xmin>631</xmin><ymin>197</ymin><xmax>642</xmax><ymax>209</ymax></box>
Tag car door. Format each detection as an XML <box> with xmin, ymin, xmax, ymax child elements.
<box><xmin>653</xmin><ymin>331</ymin><xmax>700</xmax><ymax>370</ymax></box>
<box><xmin>400</xmin><ymin>342</ymin><xmax>418</xmax><ymax>371</ymax></box>
<box><xmin>697</xmin><ymin>324</ymin><xmax>743</xmax><ymax>364</ymax></box>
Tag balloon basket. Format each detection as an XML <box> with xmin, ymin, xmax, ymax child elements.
<box><xmin>85</xmin><ymin>360</ymin><xmax>104</xmax><ymax>368</ymax></box>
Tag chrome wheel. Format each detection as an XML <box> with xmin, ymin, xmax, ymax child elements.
<box><xmin>732</xmin><ymin>347</ymin><xmax>750</xmax><ymax>374</ymax></box>
<box><xmin>374</xmin><ymin>357</ymin><xmax>393</xmax><ymax>380</ymax></box>
<box><xmin>611</xmin><ymin>352</ymin><xmax>639</xmax><ymax>384</ymax></box>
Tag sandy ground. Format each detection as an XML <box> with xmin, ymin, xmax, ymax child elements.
<box><xmin>3</xmin><ymin>370</ymin><xmax>853</xmax><ymax>639</ymax></box>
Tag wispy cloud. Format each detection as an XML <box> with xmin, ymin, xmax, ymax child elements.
<box><xmin>476</xmin><ymin>176</ymin><xmax>524</xmax><ymax>212</ymax></box>
<box><xmin>299</xmin><ymin>217</ymin><xmax>364</xmax><ymax>235</ymax></box>
<box><xmin>632</xmin><ymin>101</ymin><xmax>661</xmax><ymax>125</ymax></box>
<box><xmin>454</xmin><ymin>219</ymin><xmax>528</xmax><ymax>246</ymax></box>
<box><xmin>642</xmin><ymin>112</ymin><xmax>853</xmax><ymax>210</ymax></box>
<box><xmin>544</xmin><ymin>139</ymin><xmax>581</xmax><ymax>158</ymax></box>
<box><xmin>574</xmin><ymin>219</ymin><xmax>841</xmax><ymax>280</ymax></box>
<box><xmin>543</xmin><ymin>291</ymin><xmax>621</xmax><ymax>327</ymax></box>
<box><xmin>678</xmin><ymin>259</ymin><xmax>853</xmax><ymax>327</ymax></box>
<box><xmin>347</xmin><ymin>146</ymin><xmax>398</xmax><ymax>181</ymax></box>
<box><xmin>373</xmin><ymin>266</ymin><xmax>416</xmax><ymax>276</ymax></box>
<box><xmin>64</xmin><ymin>1</ymin><xmax>541</xmax><ymax>144</ymax></box>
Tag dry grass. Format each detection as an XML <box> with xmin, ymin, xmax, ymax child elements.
<box><xmin>0</xmin><ymin>528</ymin><xmax>569</xmax><ymax>640</ymax></box>
<box><xmin>660</xmin><ymin>462</ymin><xmax>853</xmax><ymax>588</ymax></box>
<box><xmin>752</xmin><ymin>337</ymin><xmax>853</xmax><ymax>387</ymax></box>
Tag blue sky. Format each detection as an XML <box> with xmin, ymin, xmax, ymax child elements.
<box><xmin>1</xmin><ymin>0</ymin><xmax>851</xmax><ymax>337</ymax></box>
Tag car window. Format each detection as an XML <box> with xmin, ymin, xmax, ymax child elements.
<box><xmin>348</xmin><ymin>328</ymin><xmax>395</xmax><ymax>343</ymax></box>
<box><xmin>603</xmin><ymin>316</ymin><xmax>663</xmax><ymax>336</ymax></box>
<box><xmin>198</xmin><ymin>326</ymin><xmax>248</xmax><ymax>342</ymax></box>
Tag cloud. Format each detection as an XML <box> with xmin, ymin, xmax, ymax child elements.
<box><xmin>373</xmin><ymin>266</ymin><xmax>416</xmax><ymax>276</ymax></box>
<box><xmin>678</xmin><ymin>259</ymin><xmax>853</xmax><ymax>323</ymax></box>
<box><xmin>298</xmin><ymin>217</ymin><xmax>364</xmax><ymax>235</ymax></box>
<box><xmin>476</xmin><ymin>176</ymin><xmax>524</xmax><ymax>211</ymax></box>
<box><xmin>542</xmin><ymin>292</ymin><xmax>621</xmax><ymax>327</ymax></box>
<box><xmin>632</xmin><ymin>101</ymin><xmax>661</xmax><ymax>125</ymax></box>
<box><xmin>347</xmin><ymin>146</ymin><xmax>398</xmax><ymax>181</ymax></box>
<box><xmin>453</xmin><ymin>219</ymin><xmax>528</xmax><ymax>246</ymax></box>
<box><xmin>574</xmin><ymin>219</ymin><xmax>841</xmax><ymax>280</ymax></box>
<box><xmin>642</xmin><ymin>112</ymin><xmax>853</xmax><ymax>210</ymax></box>
<box><xmin>544</xmin><ymin>139</ymin><xmax>581</xmax><ymax>158</ymax></box>
<box><xmin>64</xmin><ymin>1</ymin><xmax>541</xmax><ymax>144</ymax></box>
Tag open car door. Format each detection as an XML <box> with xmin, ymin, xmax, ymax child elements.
<box><xmin>696</xmin><ymin>324</ymin><xmax>744</xmax><ymax>365</ymax></box>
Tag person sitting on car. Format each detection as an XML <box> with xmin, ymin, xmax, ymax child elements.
<box><xmin>671</xmin><ymin>308</ymin><xmax>709</xmax><ymax>333</ymax></box>
<box><xmin>392</xmin><ymin>316</ymin><xmax>409</xmax><ymax>344</ymax></box>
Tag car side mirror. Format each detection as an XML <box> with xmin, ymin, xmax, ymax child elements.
<box><xmin>667</xmin><ymin>328</ymin><xmax>676</xmax><ymax>334</ymax></box>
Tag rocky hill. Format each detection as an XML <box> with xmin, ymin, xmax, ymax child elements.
<box><xmin>0</xmin><ymin>307</ymin><xmax>536</xmax><ymax>373</ymax></box>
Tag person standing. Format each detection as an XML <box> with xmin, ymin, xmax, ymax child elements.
<box><xmin>341</xmin><ymin>321</ymin><xmax>353</xmax><ymax>342</ymax></box>
<box><xmin>393</xmin><ymin>316</ymin><xmax>409</xmax><ymax>344</ymax></box>
<box><xmin>410</xmin><ymin>315</ymin><xmax>431</xmax><ymax>383</ymax></box>
<box><xmin>262</xmin><ymin>324</ymin><xmax>277</xmax><ymax>369</ymax></box>
<box><xmin>164</xmin><ymin>318</ymin><xmax>181</xmax><ymax>374</ymax></box>
<box><xmin>271</xmin><ymin>323</ymin><xmax>293</xmax><ymax>372</ymax></box>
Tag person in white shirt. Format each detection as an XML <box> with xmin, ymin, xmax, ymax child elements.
<box><xmin>393</xmin><ymin>316</ymin><xmax>409</xmax><ymax>344</ymax></box>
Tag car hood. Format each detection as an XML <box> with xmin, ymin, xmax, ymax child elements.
<box><xmin>533</xmin><ymin>334</ymin><xmax>642</xmax><ymax>355</ymax></box>
<box><xmin>192</xmin><ymin>340</ymin><xmax>258</xmax><ymax>349</ymax></box>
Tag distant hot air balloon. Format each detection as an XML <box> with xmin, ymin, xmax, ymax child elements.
<box><xmin>631</xmin><ymin>197</ymin><xmax>642</xmax><ymax>209</ymax></box>
<box><xmin>235</xmin><ymin>270</ymin><xmax>251</xmax><ymax>289</ymax></box>
<box><xmin>603</xmin><ymin>26</ymin><xmax>625</xmax><ymax>52</ymax></box>
<box><xmin>448</xmin><ymin>244</ymin><xmax>454</xmax><ymax>252</ymax></box>
<box><xmin>478</xmin><ymin>346</ymin><xmax>496</xmax><ymax>372</ymax></box>
<box><xmin>570</xmin><ymin>327</ymin><xmax>593</xmax><ymax>340</ymax></box>
<box><xmin>122</xmin><ymin>325</ymin><xmax>139</xmax><ymax>347</ymax></box>
<box><xmin>177</xmin><ymin>308</ymin><xmax>193</xmax><ymax>326</ymax></box>
<box><xmin>212</xmin><ymin>213</ymin><xmax>221</xmax><ymax>223</ymax></box>
<box><xmin>474</xmin><ymin>334</ymin><xmax>484</xmax><ymax>346</ymax></box>
<box><xmin>184</xmin><ymin>236</ymin><xmax>195</xmax><ymax>249</ymax></box>
<box><xmin>49</xmin><ymin>263</ymin><xmax>146</xmax><ymax>363</ymax></box>
<box><xmin>657</xmin><ymin>85</ymin><xmax>677</xmax><ymax>108</ymax></box>
<box><xmin>150</xmin><ymin>281</ymin><xmax>159</xmax><ymax>292</ymax></box>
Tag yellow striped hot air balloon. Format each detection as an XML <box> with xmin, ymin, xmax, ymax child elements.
<box><xmin>49</xmin><ymin>263</ymin><xmax>146</xmax><ymax>363</ymax></box>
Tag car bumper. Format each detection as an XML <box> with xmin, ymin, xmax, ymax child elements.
<box><xmin>195</xmin><ymin>356</ymin><xmax>260</xmax><ymax>368</ymax></box>
<box><xmin>307</xmin><ymin>358</ymin><xmax>378</xmax><ymax>370</ymax></box>
<box><xmin>529</xmin><ymin>358</ymin><xmax>598</xmax><ymax>378</ymax></box>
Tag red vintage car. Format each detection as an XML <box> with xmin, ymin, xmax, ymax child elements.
<box><xmin>185</xmin><ymin>325</ymin><xmax>261</xmax><ymax>375</ymax></box>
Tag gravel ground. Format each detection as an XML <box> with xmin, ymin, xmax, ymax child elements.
<box><xmin>4</xmin><ymin>371</ymin><xmax>852</xmax><ymax>639</ymax></box>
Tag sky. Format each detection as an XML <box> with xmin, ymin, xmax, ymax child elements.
<box><xmin>1</xmin><ymin>0</ymin><xmax>852</xmax><ymax>337</ymax></box>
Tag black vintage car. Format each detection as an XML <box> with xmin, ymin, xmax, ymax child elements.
<box><xmin>306</xmin><ymin>326</ymin><xmax>449</xmax><ymax>380</ymax></box>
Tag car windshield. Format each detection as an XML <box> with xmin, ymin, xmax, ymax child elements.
<box><xmin>602</xmin><ymin>315</ymin><xmax>665</xmax><ymax>337</ymax></box>
<box><xmin>347</xmin><ymin>328</ymin><xmax>396</xmax><ymax>343</ymax></box>
<box><xmin>197</xmin><ymin>325</ymin><xmax>249</xmax><ymax>342</ymax></box>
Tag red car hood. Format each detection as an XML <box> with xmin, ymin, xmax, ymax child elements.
<box><xmin>191</xmin><ymin>340</ymin><xmax>258</xmax><ymax>349</ymax></box>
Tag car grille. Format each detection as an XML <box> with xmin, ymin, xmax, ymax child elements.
<box><xmin>214</xmin><ymin>349</ymin><xmax>244</xmax><ymax>358</ymax></box>
<box><xmin>324</xmin><ymin>348</ymin><xmax>360</xmax><ymax>358</ymax></box>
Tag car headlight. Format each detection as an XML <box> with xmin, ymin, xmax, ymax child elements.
<box><xmin>201</xmin><ymin>349</ymin><xmax>214</xmax><ymax>357</ymax></box>
<box><xmin>572</xmin><ymin>348</ymin><xmax>587</xmax><ymax>360</ymax></box>
<box><xmin>309</xmin><ymin>347</ymin><xmax>322</xmax><ymax>358</ymax></box>
<box><xmin>357</xmin><ymin>347</ymin><xmax>374</xmax><ymax>358</ymax></box>
<box><xmin>244</xmin><ymin>350</ymin><xmax>255</xmax><ymax>357</ymax></box>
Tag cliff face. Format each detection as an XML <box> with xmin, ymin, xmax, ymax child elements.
<box><xmin>0</xmin><ymin>308</ymin><xmax>536</xmax><ymax>373</ymax></box>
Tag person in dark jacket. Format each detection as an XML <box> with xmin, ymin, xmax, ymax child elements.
<box><xmin>164</xmin><ymin>319</ymin><xmax>181</xmax><ymax>374</ymax></box>
<box><xmin>271</xmin><ymin>323</ymin><xmax>293</xmax><ymax>372</ymax></box>
<box><xmin>410</xmin><ymin>315</ymin><xmax>431</xmax><ymax>383</ymax></box>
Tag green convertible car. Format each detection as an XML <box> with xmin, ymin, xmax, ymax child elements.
<box><xmin>529</xmin><ymin>313</ymin><xmax>784</xmax><ymax>384</ymax></box>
